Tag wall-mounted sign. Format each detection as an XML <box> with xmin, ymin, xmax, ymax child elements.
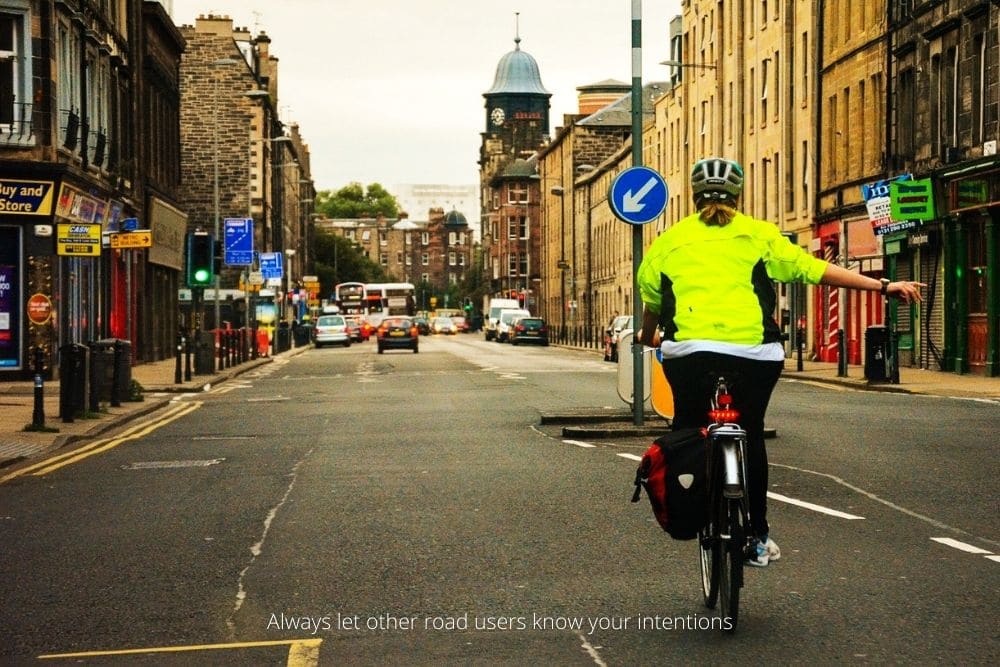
<box><xmin>890</xmin><ymin>178</ymin><xmax>935</xmax><ymax>221</ymax></box>
<box><xmin>27</xmin><ymin>293</ymin><xmax>53</xmax><ymax>325</ymax></box>
<box><xmin>57</xmin><ymin>223</ymin><xmax>102</xmax><ymax>256</ymax></box>
<box><xmin>55</xmin><ymin>183</ymin><xmax>110</xmax><ymax>226</ymax></box>
<box><xmin>0</xmin><ymin>179</ymin><xmax>55</xmax><ymax>215</ymax></box>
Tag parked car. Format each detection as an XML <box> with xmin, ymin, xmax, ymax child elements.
<box><xmin>432</xmin><ymin>316</ymin><xmax>458</xmax><ymax>335</ymax></box>
<box><xmin>376</xmin><ymin>317</ymin><xmax>419</xmax><ymax>354</ymax></box>
<box><xmin>496</xmin><ymin>308</ymin><xmax>531</xmax><ymax>343</ymax></box>
<box><xmin>509</xmin><ymin>317</ymin><xmax>549</xmax><ymax>346</ymax></box>
<box><xmin>314</xmin><ymin>314</ymin><xmax>351</xmax><ymax>348</ymax></box>
<box><xmin>451</xmin><ymin>315</ymin><xmax>469</xmax><ymax>333</ymax></box>
<box><xmin>604</xmin><ymin>314</ymin><xmax>632</xmax><ymax>361</ymax></box>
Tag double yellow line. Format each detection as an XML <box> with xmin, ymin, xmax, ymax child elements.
<box><xmin>0</xmin><ymin>400</ymin><xmax>203</xmax><ymax>484</ymax></box>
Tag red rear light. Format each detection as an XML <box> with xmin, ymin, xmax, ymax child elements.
<box><xmin>516</xmin><ymin>324</ymin><xmax>525</xmax><ymax>332</ymax></box>
<box><xmin>708</xmin><ymin>408</ymin><xmax>740</xmax><ymax>423</ymax></box>
<box><xmin>410</xmin><ymin>326</ymin><xmax>418</xmax><ymax>336</ymax></box>
<box><xmin>718</xmin><ymin>393</ymin><xmax>733</xmax><ymax>407</ymax></box>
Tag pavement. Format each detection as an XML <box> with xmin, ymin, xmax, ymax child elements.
<box><xmin>1</xmin><ymin>342</ymin><xmax>997</xmax><ymax>470</ymax></box>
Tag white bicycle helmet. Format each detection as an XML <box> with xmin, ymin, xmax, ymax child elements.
<box><xmin>691</xmin><ymin>157</ymin><xmax>744</xmax><ymax>204</ymax></box>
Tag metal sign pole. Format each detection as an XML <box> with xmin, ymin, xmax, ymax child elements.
<box><xmin>630</xmin><ymin>0</ymin><xmax>644</xmax><ymax>427</ymax></box>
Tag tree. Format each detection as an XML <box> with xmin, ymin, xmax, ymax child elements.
<box><xmin>315</xmin><ymin>182</ymin><xmax>400</xmax><ymax>219</ymax></box>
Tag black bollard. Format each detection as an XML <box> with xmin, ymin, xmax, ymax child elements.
<box><xmin>797</xmin><ymin>325</ymin><xmax>805</xmax><ymax>372</ymax></box>
<box><xmin>32</xmin><ymin>346</ymin><xmax>45</xmax><ymax>428</ymax></box>
<box><xmin>87</xmin><ymin>341</ymin><xmax>101</xmax><ymax>414</ymax></box>
<box><xmin>110</xmin><ymin>340</ymin><xmax>123</xmax><ymax>407</ymax></box>
<box><xmin>175</xmin><ymin>332</ymin><xmax>183</xmax><ymax>384</ymax></box>
<box><xmin>184</xmin><ymin>332</ymin><xmax>193</xmax><ymax>381</ymax></box>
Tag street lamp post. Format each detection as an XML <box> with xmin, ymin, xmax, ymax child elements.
<box><xmin>211</xmin><ymin>57</ymin><xmax>239</xmax><ymax>338</ymax></box>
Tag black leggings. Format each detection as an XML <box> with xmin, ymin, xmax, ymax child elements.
<box><xmin>660</xmin><ymin>351</ymin><xmax>784</xmax><ymax>539</ymax></box>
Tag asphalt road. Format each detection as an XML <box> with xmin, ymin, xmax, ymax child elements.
<box><xmin>1</xmin><ymin>334</ymin><xmax>996</xmax><ymax>665</ymax></box>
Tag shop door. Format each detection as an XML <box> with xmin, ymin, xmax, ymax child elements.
<box><xmin>967</xmin><ymin>219</ymin><xmax>987</xmax><ymax>375</ymax></box>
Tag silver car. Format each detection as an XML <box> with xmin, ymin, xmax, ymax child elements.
<box><xmin>314</xmin><ymin>314</ymin><xmax>351</xmax><ymax>348</ymax></box>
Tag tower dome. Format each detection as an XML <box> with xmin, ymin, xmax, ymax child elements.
<box><xmin>484</xmin><ymin>38</ymin><xmax>550</xmax><ymax>95</ymax></box>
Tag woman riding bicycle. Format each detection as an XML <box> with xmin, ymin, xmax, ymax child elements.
<box><xmin>636</xmin><ymin>157</ymin><xmax>923</xmax><ymax>567</ymax></box>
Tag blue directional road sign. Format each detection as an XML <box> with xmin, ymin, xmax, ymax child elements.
<box><xmin>259</xmin><ymin>251</ymin><xmax>283</xmax><ymax>279</ymax></box>
<box><xmin>224</xmin><ymin>217</ymin><xmax>254</xmax><ymax>265</ymax></box>
<box><xmin>608</xmin><ymin>166</ymin><xmax>668</xmax><ymax>225</ymax></box>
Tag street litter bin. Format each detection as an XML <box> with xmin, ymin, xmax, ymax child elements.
<box><xmin>864</xmin><ymin>325</ymin><xmax>889</xmax><ymax>382</ymax></box>
<box><xmin>292</xmin><ymin>322</ymin><xmax>313</xmax><ymax>347</ymax></box>
<box><xmin>195</xmin><ymin>331</ymin><xmax>216</xmax><ymax>374</ymax></box>
<box><xmin>59</xmin><ymin>343</ymin><xmax>88</xmax><ymax>421</ymax></box>
<box><xmin>88</xmin><ymin>340</ymin><xmax>114</xmax><ymax>409</ymax></box>
<box><xmin>275</xmin><ymin>321</ymin><xmax>292</xmax><ymax>353</ymax></box>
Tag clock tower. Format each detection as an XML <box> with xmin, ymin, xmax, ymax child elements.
<box><xmin>481</xmin><ymin>35</ymin><xmax>551</xmax><ymax>156</ymax></box>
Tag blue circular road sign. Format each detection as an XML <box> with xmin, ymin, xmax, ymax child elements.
<box><xmin>608</xmin><ymin>166</ymin><xmax>668</xmax><ymax>225</ymax></box>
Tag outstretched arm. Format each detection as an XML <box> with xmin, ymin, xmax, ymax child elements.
<box><xmin>819</xmin><ymin>264</ymin><xmax>925</xmax><ymax>304</ymax></box>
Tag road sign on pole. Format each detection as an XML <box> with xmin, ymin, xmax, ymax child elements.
<box><xmin>224</xmin><ymin>217</ymin><xmax>254</xmax><ymax>265</ymax></box>
<box><xmin>259</xmin><ymin>251</ymin><xmax>283</xmax><ymax>279</ymax></box>
<box><xmin>608</xmin><ymin>166</ymin><xmax>668</xmax><ymax>225</ymax></box>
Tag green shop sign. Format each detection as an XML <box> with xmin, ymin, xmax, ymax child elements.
<box><xmin>890</xmin><ymin>178</ymin><xmax>935</xmax><ymax>221</ymax></box>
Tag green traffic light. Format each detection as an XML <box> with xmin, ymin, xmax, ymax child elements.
<box><xmin>194</xmin><ymin>268</ymin><xmax>210</xmax><ymax>283</ymax></box>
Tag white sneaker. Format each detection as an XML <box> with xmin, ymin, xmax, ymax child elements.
<box><xmin>746</xmin><ymin>539</ymin><xmax>769</xmax><ymax>567</ymax></box>
<box><xmin>764</xmin><ymin>537</ymin><xmax>780</xmax><ymax>562</ymax></box>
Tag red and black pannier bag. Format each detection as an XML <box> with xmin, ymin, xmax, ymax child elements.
<box><xmin>631</xmin><ymin>427</ymin><xmax>708</xmax><ymax>540</ymax></box>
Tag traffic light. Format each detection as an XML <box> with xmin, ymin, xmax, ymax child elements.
<box><xmin>463</xmin><ymin>297</ymin><xmax>472</xmax><ymax>312</ymax></box>
<box><xmin>186</xmin><ymin>232</ymin><xmax>214</xmax><ymax>287</ymax></box>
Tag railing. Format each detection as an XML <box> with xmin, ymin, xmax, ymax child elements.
<box><xmin>0</xmin><ymin>101</ymin><xmax>34</xmax><ymax>145</ymax></box>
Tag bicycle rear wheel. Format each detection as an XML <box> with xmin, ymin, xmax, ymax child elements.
<box><xmin>717</xmin><ymin>499</ymin><xmax>744</xmax><ymax>632</ymax></box>
<box><xmin>699</xmin><ymin>523</ymin><xmax>720</xmax><ymax>609</ymax></box>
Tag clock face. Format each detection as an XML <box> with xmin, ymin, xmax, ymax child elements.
<box><xmin>490</xmin><ymin>107</ymin><xmax>505</xmax><ymax>126</ymax></box>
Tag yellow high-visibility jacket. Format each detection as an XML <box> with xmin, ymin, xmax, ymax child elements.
<box><xmin>637</xmin><ymin>211</ymin><xmax>827</xmax><ymax>345</ymax></box>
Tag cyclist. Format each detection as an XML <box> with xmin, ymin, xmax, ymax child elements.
<box><xmin>636</xmin><ymin>157</ymin><xmax>924</xmax><ymax>567</ymax></box>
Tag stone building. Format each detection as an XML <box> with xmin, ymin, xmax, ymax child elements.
<box><xmin>886</xmin><ymin>0</ymin><xmax>1000</xmax><ymax>375</ymax></box>
<box><xmin>177</xmin><ymin>14</ymin><xmax>314</xmax><ymax>327</ymax></box>
<box><xmin>0</xmin><ymin>0</ymin><xmax>186</xmax><ymax>378</ymax></box>
<box><xmin>479</xmin><ymin>33</ymin><xmax>551</xmax><ymax>313</ymax></box>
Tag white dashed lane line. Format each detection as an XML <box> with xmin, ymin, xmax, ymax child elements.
<box><xmin>562</xmin><ymin>440</ymin><xmax>597</xmax><ymax>448</ymax></box>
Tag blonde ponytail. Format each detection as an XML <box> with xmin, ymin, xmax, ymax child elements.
<box><xmin>698</xmin><ymin>202</ymin><xmax>737</xmax><ymax>227</ymax></box>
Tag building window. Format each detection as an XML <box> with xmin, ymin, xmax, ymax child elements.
<box><xmin>508</xmin><ymin>216</ymin><xmax>518</xmax><ymax>240</ymax></box>
<box><xmin>378</xmin><ymin>230</ymin><xmax>387</xmax><ymax>246</ymax></box>
<box><xmin>379</xmin><ymin>253</ymin><xmax>388</xmax><ymax>265</ymax></box>
<box><xmin>421</xmin><ymin>232</ymin><xmax>429</xmax><ymax>245</ymax></box>
<box><xmin>458</xmin><ymin>253</ymin><xmax>465</xmax><ymax>267</ymax></box>
<box><xmin>56</xmin><ymin>16</ymin><xmax>81</xmax><ymax>152</ymax></box>
<box><xmin>449</xmin><ymin>231</ymin><xmax>457</xmax><ymax>245</ymax></box>
<box><xmin>404</xmin><ymin>231</ymin><xmax>412</xmax><ymax>245</ymax></box>
<box><xmin>508</xmin><ymin>255</ymin><xmax>518</xmax><ymax>277</ymax></box>
<box><xmin>405</xmin><ymin>255</ymin><xmax>412</xmax><ymax>266</ymax></box>
<box><xmin>421</xmin><ymin>273</ymin><xmax>430</xmax><ymax>283</ymax></box>
<box><xmin>1</xmin><ymin>9</ymin><xmax>33</xmax><ymax>144</ymax></box>
<box><xmin>519</xmin><ymin>254</ymin><xmax>528</xmax><ymax>277</ymax></box>
<box><xmin>449</xmin><ymin>251</ymin><xmax>456</xmax><ymax>266</ymax></box>
<box><xmin>396</xmin><ymin>251</ymin><xmax>403</xmax><ymax>264</ymax></box>
<box><xmin>508</xmin><ymin>183</ymin><xmax>528</xmax><ymax>204</ymax></box>
<box><xmin>519</xmin><ymin>216</ymin><xmax>528</xmax><ymax>240</ymax></box>
<box><xmin>361</xmin><ymin>230</ymin><xmax>371</xmax><ymax>242</ymax></box>
<box><xmin>972</xmin><ymin>33</ymin><xmax>985</xmax><ymax>144</ymax></box>
<box><xmin>421</xmin><ymin>253</ymin><xmax>429</xmax><ymax>266</ymax></box>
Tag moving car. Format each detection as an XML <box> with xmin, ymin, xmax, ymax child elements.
<box><xmin>432</xmin><ymin>316</ymin><xmax>458</xmax><ymax>335</ymax></box>
<box><xmin>484</xmin><ymin>297</ymin><xmax>520</xmax><ymax>341</ymax></box>
<box><xmin>314</xmin><ymin>314</ymin><xmax>351</xmax><ymax>348</ymax></box>
<box><xmin>604</xmin><ymin>314</ymin><xmax>632</xmax><ymax>361</ymax></box>
<box><xmin>509</xmin><ymin>317</ymin><xmax>549</xmax><ymax>346</ymax></box>
<box><xmin>343</xmin><ymin>315</ymin><xmax>367</xmax><ymax>342</ymax></box>
<box><xmin>496</xmin><ymin>308</ymin><xmax>531</xmax><ymax>343</ymax></box>
<box><xmin>376</xmin><ymin>317</ymin><xmax>419</xmax><ymax>353</ymax></box>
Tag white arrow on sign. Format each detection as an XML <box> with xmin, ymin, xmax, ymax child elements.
<box><xmin>623</xmin><ymin>176</ymin><xmax>660</xmax><ymax>213</ymax></box>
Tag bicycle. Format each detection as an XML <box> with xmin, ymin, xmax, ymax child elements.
<box><xmin>697</xmin><ymin>374</ymin><xmax>751</xmax><ymax>632</ymax></box>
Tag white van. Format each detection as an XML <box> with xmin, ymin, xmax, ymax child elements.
<box><xmin>484</xmin><ymin>298</ymin><xmax>520</xmax><ymax>341</ymax></box>
<box><xmin>496</xmin><ymin>308</ymin><xmax>531</xmax><ymax>343</ymax></box>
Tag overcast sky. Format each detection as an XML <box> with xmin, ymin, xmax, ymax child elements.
<box><xmin>168</xmin><ymin>1</ymin><xmax>682</xmax><ymax>193</ymax></box>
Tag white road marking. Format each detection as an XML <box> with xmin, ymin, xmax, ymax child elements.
<box><xmin>930</xmin><ymin>537</ymin><xmax>992</xmax><ymax>554</ymax></box>
<box><xmin>617</xmin><ymin>453</ymin><xmax>642</xmax><ymax>462</ymax></box>
<box><xmin>578</xmin><ymin>633</ymin><xmax>609</xmax><ymax>667</ymax></box>
<box><xmin>771</xmin><ymin>462</ymin><xmax>999</xmax><ymax>550</ymax></box>
<box><xmin>246</xmin><ymin>396</ymin><xmax>290</xmax><ymax>402</ymax></box>
<box><xmin>766</xmin><ymin>491</ymin><xmax>865</xmax><ymax>520</ymax></box>
<box><xmin>985</xmin><ymin>556</ymin><xmax>1000</xmax><ymax>563</ymax></box>
<box><xmin>563</xmin><ymin>440</ymin><xmax>596</xmax><ymax>448</ymax></box>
